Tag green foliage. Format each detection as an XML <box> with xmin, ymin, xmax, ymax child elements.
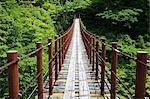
<box><xmin>0</xmin><ymin>1</ymin><xmax>57</xmax><ymax>98</ymax></box>
<box><xmin>63</xmin><ymin>0</ymin><xmax>91</xmax><ymax>13</ymax></box>
<box><xmin>136</xmin><ymin>35</ymin><xmax>145</xmax><ymax>48</ymax></box>
<box><xmin>96</xmin><ymin>9</ymin><xmax>143</xmax><ymax>29</ymax></box>
<box><xmin>42</xmin><ymin>2</ymin><xmax>62</xmax><ymax>19</ymax></box>
<box><xmin>0</xmin><ymin>0</ymin><xmax>150</xmax><ymax>98</ymax></box>
<box><xmin>0</xmin><ymin>3</ymin><xmax>55</xmax><ymax>56</ymax></box>
<box><xmin>118</xmin><ymin>35</ymin><xmax>137</xmax><ymax>55</ymax></box>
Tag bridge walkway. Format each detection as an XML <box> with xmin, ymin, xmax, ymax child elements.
<box><xmin>43</xmin><ymin>19</ymin><xmax>110</xmax><ymax>99</ymax></box>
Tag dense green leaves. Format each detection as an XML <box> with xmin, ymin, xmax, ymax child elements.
<box><xmin>60</xmin><ymin>0</ymin><xmax>150</xmax><ymax>97</ymax></box>
<box><xmin>0</xmin><ymin>1</ymin><xmax>57</xmax><ymax>98</ymax></box>
<box><xmin>96</xmin><ymin>9</ymin><xmax>143</xmax><ymax>29</ymax></box>
<box><xmin>63</xmin><ymin>0</ymin><xmax>91</xmax><ymax>12</ymax></box>
<box><xmin>0</xmin><ymin>0</ymin><xmax>150</xmax><ymax>98</ymax></box>
<box><xmin>0</xmin><ymin>3</ymin><xmax>56</xmax><ymax>57</ymax></box>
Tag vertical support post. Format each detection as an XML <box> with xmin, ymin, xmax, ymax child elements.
<box><xmin>36</xmin><ymin>42</ymin><xmax>43</xmax><ymax>99</ymax></box>
<box><xmin>111</xmin><ymin>42</ymin><xmax>118</xmax><ymax>99</ymax></box>
<box><xmin>48</xmin><ymin>38</ymin><xmax>53</xmax><ymax>95</ymax></box>
<box><xmin>95</xmin><ymin>36</ymin><xmax>99</xmax><ymax>80</ymax></box>
<box><xmin>101</xmin><ymin>39</ymin><xmax>106</xmax><ymax>96</ymax></box>
<box><xmin>65</xmin><ymin>35</ymin><xmax>68</xmax><ymax>55</ymax></box>
<box><xmin>63</xmin><ymin>35</ymin><xmax>65</xmax><ymax>59</ymax></box>
<box><xmin>89</xmin><ymin>35</ymin><xmax>92</xmax><ymax>64</ymax></box>
<box><xmin>135</xmin><ymin>51</ymin><xmax>147</xmax><ymax>98</ymax></box>
<box><xmin>63</xmin><ymin>36</ymin><xmax>65</xmax><ymax>61</ymax></box>
<box><xmin>59</xmin><ymin>35</ymin><xmax>62</xmax><ymax>71</ymax></box>
<box><xmin>55</xmin><ymin>36</ymin><xmax>58</xmax><ymax>80</ymax></box>
<box><xmin>7</xmin><ymin>51</ymin><xmax>19</xmax><ymax>99</ymax></box>
<box><xmin>92</xmin><ymin>36</ymin><xmax>95</xmax><ymax>71</ymax></box>
<box><xmin>62</xmin><ymin>36</ymin><xmax>64</xmax><ymax>64</ymax></box>
<box><xmin>87</xmin><ymin>35</ymin><xmax>90</xmax><ymax>59</ymax></box>
<box><xmin>64</xmin><ymin>35</ymin><xmax>67</xmax><ymax>59</ymax></box>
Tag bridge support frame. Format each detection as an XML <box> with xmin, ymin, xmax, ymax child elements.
<box><xmin>135</xmin><ymin>51</ymin><xmax>147</xmax><ymax>98</ymax></box>
<box><xmin>89</xmin><ymin>36</ymin><xmax>92</xmax><ymax>64</ymax></box>
<box><xmin>101</xmin><ymin>38</ymin><xmax>106</xmax><ymax>96</ymax></box>
<box><xmin>95</xmin><ymin>36</ymin><xmax>99</xmax><ymax>80</ymax></box>
<box><xmin>55</xmin><ymin>36</ymin><xmax>58</xmax><ymax>81</ymax></box>
<box><xmin>59</xmin><ymin>35</ymin><xmax>62</xmax><ymax>71</ymax></box>
<box><xmin>92</xmin><ymin>37</ymin><xmax>95</xmax><ymax>71</ymax></box>
<box><xmin>111</xmin><ymin>42</ymin><xmax>118</xmax><ymax>99</ymax></box>
<box><xmin>48</xmin><ymin>38</ymin><xmax>53</xmax><ymax>95</ymax></box>
<box><xmin>7</xmin><ymin>51</ymin><xmax>19</xmax><ymax>99</ymax></box>
<box><xmin>62</xmin><ymin>36</ymin><xmax>64</xmax><ymax>64</ymax></box>
<box><xmin>36</xmin><ymin>42</ymin><xmax>43</xmax><ymax>99</ymax></box>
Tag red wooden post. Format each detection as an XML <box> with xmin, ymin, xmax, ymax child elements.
<box><xmin>55</xmin><ymin>36</ymin><xmax>58</xmax><ymax>80</ymax></box>
<box><xmin>92</xmin><ymin>36</ymin><xmax>95</xmax><ymax>71</ymax></box>
<box><xmin>36</xmin><ymin>42</ymin><xmax>43</xmax><ymax>99</ymax></box>
<box><xmin>101</xmin><ymin>38</ymin><xmax>106</xmax><ymax>96</ymax></box>
<box><xmin>135</xmin><ymin>51</ymin><xmax>147</xmax><ymax>98</ymax></box>
<box><xmin>62</xmin><ymin>36</ymin><xmax>65</xmax><ymax>63</ymax></box>
<box><xmin>87</xmin><ymin>35</ymin><xmax>90</xmax><ymax>59</ymax></box>
<box><xmin>48</xmin><ymin>38</ymin><xmax>53</xmax><ymax>95</ymax></box>
<box><xmin>89</xmin><ymin>35</ymin><xmax>92</xmax><ymax>64</ymax></box>
<box><xmin>67</xmin><ymin>33</ymin><xmax>69</xmax><ymax>54</ymax></box>
<box><xmin>61</xmin><ymin>37</ymin><xmax>64</xmax><ymax>64</ymax></box>
<box><xmin>85</xmin><ymin>35</ymin><xmax>87</xmax><ymax>55</ymax></box>
<box><xmin>59</xmin><ymin>35</ymin><xmax>62</xmax><ymax>71</ymax></box>
<box><xmin>95</xmin><ymin>36</ymin><xmax>99</xmax><ymax>80</ymax></box>
<box><xmin>65</xmin><ymin>34</ymin><xmax>68</xmax><ymax>57</ymax></box>
<box><xmin>65</xmin><ymin>34</ymin><xmax>68</xmax><ymax>54</ymax></box>
<box><xmin>63</xmin><ymin>35</ymin><xmax>66</xmax><ymax>60</ymax></box>
<box><xmin>111</xmin><ymin>42</ymin><xmax>118</xmax><ymax>99</ymax></box>
<box><xmin>63</xmin><ymin>35</ymin><xmax>65</xmax><ymax>58</ymax></box>
<box><xmin>7</xmin><ymin>51</ymin><xmax>19</xmax><ymax>99</ymax></box>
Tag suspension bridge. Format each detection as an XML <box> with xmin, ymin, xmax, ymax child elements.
<box><xmin>0</xmin><ymin>18</ymin><xmax>149</xmax><ymax>99</ymax></box>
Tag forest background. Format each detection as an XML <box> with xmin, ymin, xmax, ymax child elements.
<box><xmin>0</xmin><ymin>0</ymin><xmax>150</xmax><ymax>98</ymax></box>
